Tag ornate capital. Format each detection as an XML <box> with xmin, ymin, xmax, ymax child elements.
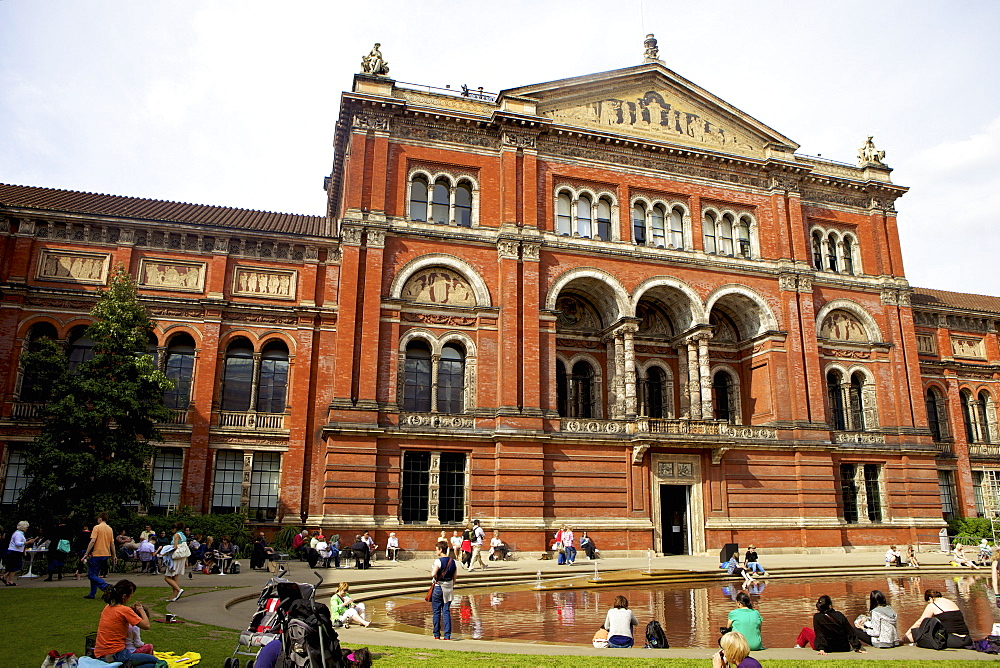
<box><xmin>304</xmin><ymin>245</ymin><xmax>319</xmax><ymax>262</ymax></box>
<box><xmin>327</xmin><ymin>246</ymin><xmax>342</xmax><ymax>264</ymax></box>
<box><xmin>340</xmin><ymin>225</ymin><xmax>363</xmax><ymax>246</ymax></box>
<box><xmin>496</xmin><ymin>239</ymin><xmax>519</xmax><ymax>261</ymax></box>
<box><xmin>366</xmin><ymin>228</ymin><xmax>386</xmax><ymax>248</ymax></box>
<box><xmin>117</xmin><ymin>228</ymin><xmax>135</xmax><ymax>245</ymax></box>
<box><xmin>521</xmin><ymin>243</ymin><xmax>541</xmax><ymax>261</ymax></box>
<box><xmin>16</xmin><ymin>218</ymin><xmax>36</xmax><ymax>237</ymax></box>
<box><xmin>0</xmin><ymin>218</ymin><xmax>9</xmax><ymax>234</ymax></box>
<box><xmin>502</xmin><ymin>131</ymin><xmax>536</xmax><ymax>149</ymax></box>
<box><xmin>898</xmin><ymin>292</ymin><xmax>911</xmax><ymax>307</ymax></box>
<box><xmin>778</xmin><ymin>274</ymin><xmax>797</xmax><ymax>292</ymax></box>
<box><xmin>353</xmin><ymin>113</ymin><xmax>390</xmax><ymax>132</ymax></box>
<box><xmin>880</xmin><ymin>289</ymin><xmax>898</xmax><ymax>306</ymax></box>
<box><xmin>797</xmin><ymin>275</ymin><xmax>813</xmax><ymax>293</ymax></box>
<box><xmin>213</xmin><ymin>236</ymin><xmax>229</xmax><ymax>253</ymax></box>
<box><xmin>769</xmin><ymin>174</ymin><xmax>801</xmax><ymax>193</ymax></box>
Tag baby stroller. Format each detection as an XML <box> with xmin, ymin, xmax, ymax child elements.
<box><xmin>226</xmin><ymin>567</ymin><xmax>344</xmax><ymax>668</ymax></box>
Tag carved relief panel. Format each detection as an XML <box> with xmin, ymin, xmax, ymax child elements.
<box><xmin>400</xmin><ymin>268</ymin><xmax>475</xmax><ymax>306</ymax></box>
<box><xmin>915</xmin><ymin>333</ymin><xmax>937</xmax><ymax>355</ymax></box>
<box><xmin>232</xmin><ymin>266</ymin><xmax>297</xmax><ymax>300</ymax></box>
<box><xmin>819</xmin><ymin>310</ymin><xmax>869</xmax><ymax>342</ymax></box>
<box><xmin>36</xmin><ymin>249</ymin><xmax>110</xmax><ymax>285</ymax></box>
<box><xmin>952</xmin><ymin>336</ymin><xmax>985</xmax><ymax>360</ymax></box>
<box><xmin>137</xmin><ymin>258</ymin><xmax>206</xmax><ymax>292</ymax></box>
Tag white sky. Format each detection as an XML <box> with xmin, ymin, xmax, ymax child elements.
<box><xmin>2</xmin><ymin>1</ymin><xmax>999</xmax><ymax>295</ymax></box>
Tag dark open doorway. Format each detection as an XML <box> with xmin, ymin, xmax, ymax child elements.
<box><xmin>660</xmin><ymin>484</ymin><xmax>689</xmax><ymax>555</ymax></box>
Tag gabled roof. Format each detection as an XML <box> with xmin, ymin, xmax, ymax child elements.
<box><xmin>912</xmin><ymin>287</ymin><xmax>1000</xmax><ymax>316</ymax></box>
<box><xmin>500</xmin><ymin>62</ymin><xmax>799</xmax><ymax>160</ymax></box>
<box><xmin>0</xmin><ymin>183</ymin><xmax>326</xmax><ymax>236</ymax></box>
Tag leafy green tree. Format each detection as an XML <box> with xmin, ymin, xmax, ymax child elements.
<box><xmin>18</xmin><ymin>266</ymin><xmax>173</xmax><ymax>523</ymax></box>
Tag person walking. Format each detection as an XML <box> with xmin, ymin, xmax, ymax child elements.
<box><xmin>562</xmin><ymin>526</ymin><xmax>577</xmax><ymax>565</ymax></box>
<box><xmin>45</xmin><ymin>517</ymin><xmax>71</xmax><ymax>581</ymax></box>
<box><xmin>468</xmin><ymin>520</ymin><xmax>487</xmax><ymax>571</ymax></box>
<box><xmin>82</xmin><ymin>513</ymin><xmax>116</xmax><ymax>598</ymax></box>
<box><xmin>162</xmin><ymin>521</ymin><xmax>187</xmax><ymax>602</ymax></box>
<box><xmin>430</xmin><ymin>541</ymin><xmax>458</xmax><ymax>640</ymax></box>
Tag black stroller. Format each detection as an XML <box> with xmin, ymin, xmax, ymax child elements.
<box><xmin>226</xmin><ymin>567</ymin><xmax>344</xmax><ymax>668</ymax></box>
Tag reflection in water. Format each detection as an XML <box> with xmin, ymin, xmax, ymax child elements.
<box><xmin>384</xmin><ymin>575</ymin><xmax>999</xmax><ymax>645</ymax></box>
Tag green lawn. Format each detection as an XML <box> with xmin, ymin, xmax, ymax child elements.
<box><xmin>0</xmin><ymin>587</ymin><xmax>989</xmax><ymax>667</ymax></box>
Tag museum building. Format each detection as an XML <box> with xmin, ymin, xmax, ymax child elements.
<box><xmin>1</xmin><ymin>39</ymin><xmax>998</xmax><ymax>554</ymax></box>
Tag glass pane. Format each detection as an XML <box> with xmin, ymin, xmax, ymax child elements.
<box><xmin>432</xmin><ymin>182</ymin><xmax>450</xmax><ymax>223</ymax></box>
<box><xmin>437</xmin><ymin>355</ymin><xmax>465</xmax><ymax>414</ymax></box>
<box><xmin>926</xmin><ymin>391</ymin><xmax>941</xmax><ymax>441</ymax></box>
<box><xmin>164</xmin><ymin>350</ymin><xmax>195</xmax><ymax>410</ymax></box>
<box><xmin>850</xmin><ymin>375</ymin><xmax>865</xmax><ymax>430</ymax></box>
<box><xmin>257</xmin><ymin>358</ymin><xmax>288</xmax><ymax>413</ymax></box>
<box><xmin>221</xmin><ymin>354</ymin><xmax>254</xmax><ymax>412</ymax></box>
<box><xmin>827</xmin><ymin>373</ymin><xmax>845</xmax><ymax>430</ymax></box>
<box><xmin>651</xmin><ymin>207</ymin><xmax>665</xmax><ymax>246</ymax></box>
<box><xmin>570</xmin><ymin>361</ymin><xmax>594</xmax><ymax>418</ymax></box>
<box><xmin>438</xmin><ymin>453</ymin><xmax>466</xmax><ymax>524</ymax></box>
<box><xmin>1</xmin><ymin>451</ymin><xmax>31</xmax><ymax>505</ymax></box>
<box><xmin>864</xmin><ymin>464</ymin><xmax>882</xmax><ymax>522</ymax></box>
<box><xmin>670</xmin><ymin>210</ymin><xmax>684</xmax><ymax>248</ymax></box>
<box><xmin>840</xmin><ymin>463</ymin><xmax>858</xmax><ymax>523</ymax></box>
<box><xmin>557</xmin><ymin>194</ymin><xmax>572</xmax><ymax>235</ymax></box>
<box><xmin>401</xmin><ymin>451</ymin><xmax>430</xmax><ymax>523</ymax></box>
<box><xmin>813</xmin><ymin>233</ymin><xmax>824</xmax><ymax>270</ymax></box>
<box><xmin>719</xmin><ymin>217</ymin><xmax>734</xmax><ymax>255</ymax></box>
<box><xmin>703</xmin><ymin>214</ymin><xmax>716</xmax><ymax>253</ymax></box>
<box><xmin>713</xmin><ymin>372</ymin><xmax>731</xmax><ymax>421</ymax></box>
<box><xmin>211</xmin><ymin>450</ymin><xmax>243</xmax><ymax>512</ymax></box>
<box><xmin>455</xmin><ymin>184</ymin><xmax>472</xmax><ymax>227</ymax></box>
<box><xmin>962</xmin><ymin>394</ymin><xmax>976</xmax><ymax>442</ymax></box>
<box><xmin>938</xmin><ymin>471</ymin><xmax>954</xmax><ymax>519</ymax></box>
<box><xmin>827</xmin><ymin>238</ymin><xmax>838</xmax><ymax>271</ymax></box>
<box><xmin>556</xmin><ymin>361</ymin><xmax>568</xmax><ymax>417</ymax></box>
<box><xmin>409</xmin><ymin>179</ymin><xmax>428</xmax><ymax>221</ymax></box>
<box><xmin>577</xmin><ymin>197</ymin><xmax>592</xmax><ymax>237</ymax></box>
<box><xmin>843</xmin><ymin>238</ymin><xmax>854</xmax><ymax>274</ymax></box>
<box><xmin>632</xmin><ymin>205</ymin><xmax>646</xmax><ymax>243</ymax></box>
<box><xmin>403</xmin><ymin>344</ymin><xmax>432</xmax><ymax>412</ymax></box>
<box><xmin>979</xmin><ymin>392</ymin><xmax>991</xmax><ymax>444</ymax></box>
<box><xmin>250</xmin><ymin>452</ymin><xmax>281</xmax><ymax>519</ymax></box>
<box><xmin>151</xmin><ymin>449</ymin><xmax>183</xmax><ymax>509</ymax></box>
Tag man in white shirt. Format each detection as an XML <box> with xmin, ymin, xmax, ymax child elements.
<box><xmin>468</xmin><ymin>519</ymin><xmax>487</xmax><ymax>571</ymax></box>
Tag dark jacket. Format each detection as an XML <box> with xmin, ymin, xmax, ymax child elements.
<box><xmin>813</xmin><ymin>609</ymin><xmax>861</xmax><ymax>653</ymax></box>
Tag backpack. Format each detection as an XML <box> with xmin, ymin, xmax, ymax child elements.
<box><xmin>645</xmin><ymin>620</ymin><xmax>669</xmax><ymax>649</ymax></box>
<box><xmin>912</xmin><ymin>616</ymin><xmax>948</xmax><ymax>650</ymax></box>
<box><xmin>276</xmin><ymin>599</ymin><xmax>344</xmax><ymax>667</ymax></box>
<box><xmin>230</xmin><ymin>560</ymin><xmax>240</xmax><ymax>574</ymax></box>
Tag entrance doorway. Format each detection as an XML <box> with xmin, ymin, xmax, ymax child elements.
<box><xmin>659</xmin><ymin>484</ymin><xmax>689</xmax><ymax>554</ymax></box>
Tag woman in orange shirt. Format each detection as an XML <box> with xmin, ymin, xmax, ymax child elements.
<box><xmin>94</xmin><ymin>580</ymin><xmax>157</xmax><ymax>665</ymax></box>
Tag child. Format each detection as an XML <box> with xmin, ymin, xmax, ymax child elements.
<box><xmin>125</xmin><ymin>604</ymin><xmax>154</xmax><ymax>655</ymax></box>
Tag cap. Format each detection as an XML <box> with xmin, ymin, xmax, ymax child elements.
<box><xmin>317</xmin><ymin>534</ymin><xmax>326</xmax><ymax>540</ymax></box>
<box><xmin>473</xmin><ymin>519</ymin><xmax>480</xmax><ymax>524</ymax></box>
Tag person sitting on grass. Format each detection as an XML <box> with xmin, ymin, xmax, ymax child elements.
<box><xmin>93</xmin><ymin>580</ymin><xmax>157</xmax><ymax>665</ymax></box>
<box><xmin>713</xmin><ymin>631</ymin><xmax>761</xmax><ymax>668</ymax></box>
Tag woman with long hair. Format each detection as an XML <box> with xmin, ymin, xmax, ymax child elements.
<box><xmin>162</xmin><ymin>521</ymin><xmax>187</xmax><ymax>601</ymax></box>
<box><xmin>727</xmin><ymin>591</ymin><xmax>763</xmax><ymax>651</ymax></box>
<box><xmin>331</xmin><ymin>581</ymin><xmax>370</xmax><ymax>628</ymax></box>
<box><xmin>854</xmin><ymin>589</ymin><xmax>899</xmax><ymax>648</ymax></box>
<box><xmin>602</xmin><ymin>594</ymin><xmax>639</xmax><ymax>648</ymax></box>
<box><xmin>93</xmin><ymin>580</ymin><xmax>156</xmax><ymax>665</ymax></box>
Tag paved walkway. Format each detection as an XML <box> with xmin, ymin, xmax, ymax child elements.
<box><xmin>16</xmin><ymin>550</ymin><xmax>1000</xmax><ymax>661</ymax></box>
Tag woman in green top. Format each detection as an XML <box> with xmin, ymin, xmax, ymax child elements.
<box><xmin>727</xmin><ymin>591</ymin><xmax>763</xmax><ymax>650</ymax></box>
<box><xmin>331</xmin><ymin>581</ymin><xmax>370</xmax><ymax>628</ymax></box>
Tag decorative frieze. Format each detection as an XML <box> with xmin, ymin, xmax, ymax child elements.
<box><xmin>834</xmin><ymin>432</ymin><xmax>886</xmax><ymax>444</ymax></box>
<box><xmin>952</xmin><ymin>336</ymin><xmax>985</xmax><ymax>360</ymax></box>
<box><xmin>353</xmin><ymin>113</ymin><xmax>390</xmax><ymax>132</ymax></box>
<box><xmin>401</xmin><ymin>312</ymin><xmax>477</xmax><ymax>327</ymax></box>
<box><xmin>340</xmin><ymin>226</ymin><xmax>363</xmax><ymax>246</ymax></box>
<box><xmin>232</xmin><ymin>266</ymin><xmax>297</xmax><ymax>300</ymax></box>
<box><xmin>36</xmin><ymin>249</ymin><xmax>110</xmax><ymax>285</ymax></box>
<box><xmin>502</xmin><ymin>131</ymin><xmax>536</xmax><ymax>149</ymax></box>
<box><xmin>718</xmin><ymin>424</ymin><xmax>778</xmax><ymax>440</ymax></box>
<box><xmin>561</xmin><ymin>419</ymin><xmax>627</xmax><ymax>434</ymax></box>
<box><xmin>399</xmin><ymin>413</ymin><xmax>475</xmax><ymax>430</ymax></box>
<box><xmin>138</xmin><ymin>258</ymin><xmax>206</xmax><ymax>292</ymax></box>
<box><xmin>521</xmin><ymin>243</ymin><xmax>541</xmax><ymax>261</ymax></box>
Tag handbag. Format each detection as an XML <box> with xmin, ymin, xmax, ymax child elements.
<box><xmin>173</xmin><ymin>540</ymin><xmax>191</xmax><ymax>559</ymax></box>
<box><xmin>425</xmin><ymin>581</ymin><xmax>437</xmax><ymax>602</ymax></box>
<box><xmin>57</xmin><ymin>539</ymin><xmax>72</xmax><ymax>554</ymax></box>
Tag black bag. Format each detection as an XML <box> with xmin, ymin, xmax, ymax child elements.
<box><xmin>276</xmin><ymin>599</ymin><xmax>344</xmax><ymax>667</ymax></box>
<box><xmin>645</xmin><ymin>620</ymin><xmax>669</xmax><ymax>648</ymax></box>
<box><xmin>229</xmin><ymin>560</ymin><xmax>240</xmax><ymax>574</ymax></box>
<box><xmin>912</xmin><ymin>616</ymin><xmax>948</xmax><ymax>650</ymax></box>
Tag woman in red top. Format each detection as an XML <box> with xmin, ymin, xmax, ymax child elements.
<box><xmin>94</xmin><ymin>580</ymin><xmax>157</xmax><ymax>665</ymax></box>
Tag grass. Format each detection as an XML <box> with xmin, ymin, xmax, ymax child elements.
<box><xmin>0</xmin><ymin>587</ymin><xmax>989</xmax><ymax>667</ymax></box>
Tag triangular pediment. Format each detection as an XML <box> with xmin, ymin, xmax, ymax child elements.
<box><xmin>501</xmin><ymin>63</ymin><xmax>798</xmax><ymax>160</ymax></box>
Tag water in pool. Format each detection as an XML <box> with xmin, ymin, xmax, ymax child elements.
<box><xmin>380</xmin><ymin>573</ymin><xmax>999</xmax><ymax>646</ymax></box>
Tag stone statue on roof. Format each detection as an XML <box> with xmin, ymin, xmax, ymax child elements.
<box><xmin>361</xmin><ymin>43</ymin><xmax>390</xmax><ymax>77</ymax></box>
<box><xmin>858</xmin><ymin>135</ymin><xmax>887</xmax><ymax>166</ymax></box>
<box><xmin>644</xmin><ymin>34</ymin><xmax>660</xmax><ymax>63</ymax></box>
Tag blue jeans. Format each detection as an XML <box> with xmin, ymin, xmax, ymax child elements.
<box><xmin>564</xmin><ymin>546</ymin><xmax>577</xmax><ymax>564</ymax></box>
<box><xmin>103</xmin><ymin>648</ymin><xmax>158</xmax><ymax>664</ymax></box>
<box><xmin>746</xmin><ymin>561</ymin><xmax>765</xmax><ymax>574</ymax></box>
<box><xmin>608</xmin><ymin>635</ymin><xmax>634</xmax><ymax>648</ymax></box>
<box><xmin>431</xmin><ymin>585</ymin><xmax>452</xmax><ymax>639</ymax></box>
<box><xmin>87</xmin><ymin>556</ymin><xmax>110</xmax><ymax>597</ymax></box>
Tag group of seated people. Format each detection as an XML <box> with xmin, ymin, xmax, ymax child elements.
<box><xmin>287</xmin><ymin>530</ymin><xmax>388</xmax><ymax>569</ymax></box>
<box><xmin>883</xmin><ymin>544</ymin><xmax>920</xmax><ymax>568</ymax></box>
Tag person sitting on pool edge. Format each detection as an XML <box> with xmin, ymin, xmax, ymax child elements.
<box><xmin>602</xmin><ymin>594</ymin><xmax>639</xmax><ymax>648</ymax></box>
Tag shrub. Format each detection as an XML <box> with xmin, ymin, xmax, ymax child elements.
<box><xmin>947</xmin><ymin>517</ymin><xmax>992</xmax><ymax>539</ymax></box>
<box><xmin>273</xmin><ymin>524</ymin><xmax>301</xmax><ymax>551</ymax></box>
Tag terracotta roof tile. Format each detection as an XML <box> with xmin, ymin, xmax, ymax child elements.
<box><xmin>911</xmin><ymin>287</ymin><xmax>1000</xmax><ymax>315</ymax></box>
<box><xmin>0</xmin><ymin>183</ymin><xmax>326</xmax><ymax>237</ymax></box>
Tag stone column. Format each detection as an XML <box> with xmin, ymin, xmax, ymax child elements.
<box><xmin>604</xmin><ymin>335</ymin><xmax>618</xmax><ymax>418</ymax></box>
<box><xmin>623</xmin><ymin>323</ymin><xmax>638</xmax><ymax>418</ymax></box>
<box><xmin>687</xmin><ymin>340</ymin><xmax>701</xmax><ymax>420</ymax></box>
<box><xmin>698</xmin><ymin>336</ymin><xmax>713</xmax><ymax>420</ymax></box>
<box><xmin>249</xmin><ymin>353</ymin><xmax>262</xmax><ymax>412</ymax></box>
<box><xmin>430</xmin><ymin>354</ymin><xmax>441</xmax><ymax>413</ymax></box>
<box><xmin>677</xmin><ymin>344</ymin><xmax>690</xmax><ymax>418</ymax></box>
<box><xmin>614</xmin><ymin>333</ymin><xmax>626</xmax><ymax>418</ymax></box>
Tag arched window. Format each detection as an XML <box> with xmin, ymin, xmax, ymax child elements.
<box><xmin>220</xmin><ymin>339</ymin><xmax>254</xmax><ymax>411</ymax></box>
<box><xmin>812</xmin><ymin>231</ymin><xmax>824</xmax><ymax>270</ymax></box>
<box><xmin>163</xmin><ymin>334</ymin><xmax>196</xmax><ymax>410</ymax></box>
<box><xmin>596</xmin><ymin>198</ymin><xmax>612</xmax><ymax>241</ymax></box>
<box><xmin>842</xmin><ymin>236</ymin><xmax>855</xmax><ymax>274</ymax></box>
<box><xmin>257</xmin><ymin>340</ymin><xmax>289</xmax><ymax>414</ymax></box>
<box><xmin>925</xmin><ymin>388</ymin><xmax>942</xmax><ymax>442</ymax></box>
<box><xmin>455</xmin><ymin>183</ymin><xmax>473</xmax><ymax>227</ymax></box>
<box><xmin>651</xmin><ymin>205</ymin><xmax>666</xmax><ymax>247</ymax></box>
<box><xmin>431</xmin><ymin>179</ymin><xmax>450</xmax><ymax>224</ymax></box>
<box><xmin>556</xmin><ymin>360</ymin><xmax>568</xmax><ymax>417</ymax></box>
<box><xmin>961</xmin><ymin>391</ymin><xmax>976</xmax><ymax>442</ymax></box>
<box><xmin>669</xmin><ymin>208</ymin><xmax>684</xmax><ymax>249</ymax></box>
<box><xmin>736</xmin><ymin>217</ymin><xmax>751</xmax><ymax>258</ymax></box>
<box><xmin>713</xmin><ymin>371</ymin><xmax>733</xmax><ymax>422</ymax></box>
<box><xmin>67</xmin><ymin>325</ymin><xmax>95</xmax><ymax>373</ymax></box>
<box><xmin>403</xmin><ymin>340</ymin><xmax>432</xmax><ymax>412</ymax></box>
<box><xmin>18</xmin><ymin>323</ymin><xmax>58</xmax><ymax>402</ymax></box>
<box><xmin>577</xmin><ymin>195</ymin><xmax>593</xmax><ymax>238</ymax></box>
<box><xmin>827</xmin><ymin>370</ymin><xmax>846</xmax><ymax>430</ymax></box>
<box><xmin>703</xmin><ymin>212</ymin><xmax>717</xmax><ymax>254</ymax></box>
<box><xmin>438</xmin><ymin>344</ymin><xmax>465</xmax><ymax>414</ymax></box>
<box><xmin>409</xmin><ymin>175</ymin><xmax>428</xmax><ymax>222</ymax></box>
<box><xmin>632</xmin><ymin>203</ymin><xmax>647</xmax><ymax>244</ymax></box>
<box><xmin>827</xmin><ymin>234</ymin><xmax>839</xmax><ymax>272</ymax></box>
<box><xmin>557</xmin><ymin>193</ymin><xmax>573</xmax><ymax>236</ymax></box>
<box><xmin>643</xmin><ymin>367</ymin><xmax>667</xmax><ymax>419</ymax></box>
<box><xmin>718</xmin><ymin>214</ymin><xmax>734</xmax><ymax>255</ymax></box>
<box><xmin>570</xmin><ymin>361</ymin><xmax>595</xmax><ymax>418</ymax></box>
<box><xmin>978</xmin><ymin>391</ymin><xmax>991</xmax><ymax>444</ymax></box>
<box><xmin>849</xmin><ymin>372</ymin><xmax>865</xmax><ymax>430</ymax></box>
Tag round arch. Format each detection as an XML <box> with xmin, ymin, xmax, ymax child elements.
<box><xmin>631</xmin><ymin>275</ymin><xmax>705</xmax><ymax>329</ymax></box>
<box><xmin>705</xmin><ymin>284</ymin><xmax>780</xmax><ymax>338</ymax></box>
<box><xmin>815</xmin><ymin>299</ymin><xmax>884</xmax><ymax>343</ymax></box>
<box><xmin>546</xmin><ymin>267</ymin><xmax>630</xmax><ymax>323</ymax></box>
<box><xmin>390</xmin><ymin>253</ymin><xmax>492</xmax><ymax>307</ymax></box>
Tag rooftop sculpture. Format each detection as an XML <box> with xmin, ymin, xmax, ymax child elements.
<box><xmin>361</xmin><ymin>43</ymin><xmax>390</xmax><ymax>77</ymax></box>
<box><xmin>858</xmin><ymin>135</ymin><xmax>887</xmax><ymax>167</ymax></box>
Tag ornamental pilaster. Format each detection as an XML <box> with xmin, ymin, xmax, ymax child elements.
<box><xmin>697</xmin><ymin>335</ymin><xmax>713</xmax><ymax>419</ymax></box>
<box><xmin>687</xmin><ymin>340</ymin><xmax>701</xmax><ymax>420</ymax></box>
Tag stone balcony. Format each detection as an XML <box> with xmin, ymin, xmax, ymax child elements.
<box><xmin>217</xmin><ymin>411</ymin><xmax>286</xmax><ymax>431</ymax></box>
<box><xmin>970</xmin><ymin>443</ymin><xmax>1000</xmax><ymax>459</ymax></box>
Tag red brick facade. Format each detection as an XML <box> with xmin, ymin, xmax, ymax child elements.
<box><xmin>2</xmin><ymin>58</ymin><xmax>998</xmax><ymax>554</ymax></box>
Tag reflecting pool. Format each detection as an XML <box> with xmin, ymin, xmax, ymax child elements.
<box><xmin>381</xmin><ymin>573</ymin><xmax>999</xmax><ymax>646</ymax></box>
